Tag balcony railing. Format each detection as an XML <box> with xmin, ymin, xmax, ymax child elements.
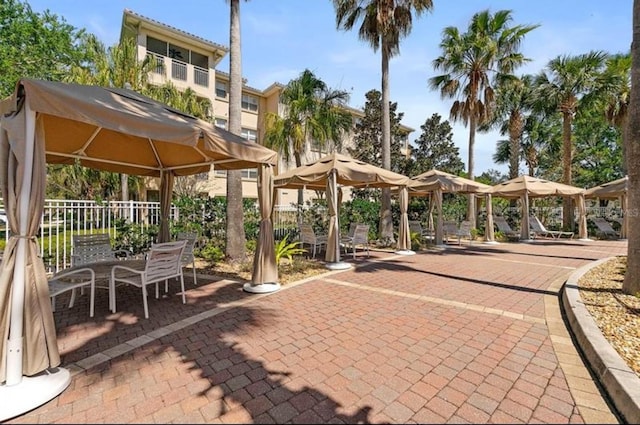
<box><xmin>150</xmin><ymin>53</ymin><xmax>165</xmax><ymax>75</ymax></box>
<box><xmin>171</xmin><ymin>59</ymin><xmax>187</xmax><ymax>81</ymax></box>
<box><xmin>193</xmin><ymin>66</ymin><xmax>209</xmax><ymax>87</ymax></box>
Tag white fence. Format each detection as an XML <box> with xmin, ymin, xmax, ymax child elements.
<box><xmin>0</xmin><ymin>199</ymin><xmax>300</xmax><ymax>273</ymax></box>
<box><xmin>0</xmin><ymin>199</ymin><xmax>622</xmax><ymax>273</ymax></box>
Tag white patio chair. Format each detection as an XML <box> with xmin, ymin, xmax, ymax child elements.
<box><xmin>456</xmin><ymin>220</ymin><xmax>473</xmax><ymax>244</ymax></box>
<box><xmin>176</xmin><ymin>231</ymin><xmax>198</xmax><ymax>285</ymax></box>
<box><xmin>346</xmin><ymin>224</ymin><xmax>370</xmax><ymax>259</ymax></box>
<box><xmin>340</xmin><ymin>222</ymin><xmax>360</xmax><ymax>254</ymax></box>
<box><xmin>493</xmin><ymin>216</ymin><xmax>521</xmax><ymax>240</ymax></box>
<box><xmin>409</xmin><ymin>220</ymin><xmax>433</xmax><ymax>243</ymax></box>
<box><xmin>299</xmin><ymin>223</ymin><xmax>328</xmax><ymax>259</ymax></box>
<box><xmin>72</xmin><ymin>233</ymin><xmax>130</xmax><ymax>266</ymax></box>
<box><xmin>529</xmin><ymin>215</ymin><xmax>573</xmax><ymax>239</ymax></box>
<box><xmin>591</xmin><ymin>217</ymin><xmax>619</xmax><ymax>239</ymax></box>
<box><xmin>443</xmin><ymin>221</ymin><xmax>459</xmax><ymax>244</ymax></box>
<box><xmin>48</xmin><ymin>267</ymin><xmax>96</xmax><ymax>317</ymax></box>
<box><xmin>111</xmin><ymin>240</ymin><xmax>187</xmax><ymax>319</ymax></box>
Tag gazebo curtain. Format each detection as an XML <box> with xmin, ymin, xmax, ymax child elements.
<box><xmin>484</xmin><ymin>194</ymin><xmax>494</xmax><ymax>242</ymax></box>
<box><xmin>326</xmin><ymin>171</ymin><xmax>339</xmax><ymax>263</ymax></box>
<box><xmin>397</xmin><ymin>187</ymin><xmax>410</xmax><ymax>251</ymax></box>
<box><xmin>251</xmin><ymin>164</ymin><xmax>278</xmax><ymax>285</ymax></box>
<box><xmin>0</xmin><ymin>102</ymin><xmax>57</xmax><ymax>384</ymax></box>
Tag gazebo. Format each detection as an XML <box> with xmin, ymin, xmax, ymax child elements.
<box><xmin>488</xmin><ymin>175</ymin><xmax>588</xmax><ymax>241</ymax></box>
<box><xmin>273</xmin><ymin>152</ymin><xmax>414</xmax><ymax>270</ymax></box>
<box><xmin>0</xmin><ymin>79</ymin><xmax>279</xmax><ymax>420</ymax></box>
<box><xmin>407</xmin><ymin>170</ymin><xmax>492</xmax><ymax>246</ymax></box>
<box><xmin>585</xmin><ymin>176</ymin><xmax>628</xmax><ymax>238</ymax></box>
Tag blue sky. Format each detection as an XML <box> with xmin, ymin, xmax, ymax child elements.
<box><xmin>27</xmin><ymin>0</ymin><xmax>632</xmax><ymax>175</ymax></box>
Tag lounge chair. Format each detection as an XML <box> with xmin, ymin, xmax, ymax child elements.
<box><xmin>529</xmin><ymin>215</ymin><xmax>573</xmax><ymax>239</ymax></box>
<box><xmin>591</xmin><ymin>217</ymin><xmax>619</xmax><ymax>239</ymax></box>
<box><xmin>456</xmin><ymin>220</ymin><xmax>473</xmax><ymax>244</ymax></box>
<box><xmin>493</xmin><ymin>216</ymin><xmax>520</xmax><ymax>240</ymax></box>
<box><xmin>345</xmin><ymin>224</ymin><xmax>370</xmax><ymax>259</ymax></box>
<box><xmin>408</xmin><ymin>220</ymin><xmax>433</xmax><ymax>243</ymax></box>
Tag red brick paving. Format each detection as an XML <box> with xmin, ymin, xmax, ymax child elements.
<box><xmin>5</xmin><ymin>239</ymin><xmax>627</xmax><ymax>424</ymax></box>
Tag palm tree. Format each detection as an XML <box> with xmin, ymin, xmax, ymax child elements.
<box><xmin>483</xmin><ymin>75</ymin><xmax>535</xmax><ymax>179</ymax></box>
<box><xmin>430</xmin><ymin>9</ymin><xmax>537</xmax><ymax>227</ymax></box>
<box><xmin>333</xmin><ymin>0</ymin><xmax>433</xmax><ymax>244</ymax></box>
<box><xmin>263</xmin><ymin>69</ymin><xmax>352</xmax><ymax>206</ymax></box>
<box><xmin>224</xmin><ymin>0</ymin><xmax>248</xmax><ymax>262</ymax></box>
<box><xmin>534</xmin><ymin>51</ymin><xmax>608</xmax><ymax>229</ymax></box>
<box><xmin>601</xmin><ymin>53</ymin><xmax>631</xmax><ymax>174</ymax></box>
<box><xmin>623</xmin><ymin>0</ymin><xmax>640</xmax><ymax>296</ymax></box>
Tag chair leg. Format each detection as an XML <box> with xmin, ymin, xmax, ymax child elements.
<box><xmin>192</xmin><ymin>261</ymin><xmax>197</xmax><ymax>286</ymax></box>
<box><xmin>51</xmin><ymin>296</ymin><xmax>56</xmax><ymax>312</ymax></box>
<box><xmin>180</xmin><ymin>274</ymin><xmax>186</xmax><ymax>304</ymax></box>
<box><xmin>142</xmin><ymin>284</ymin><xmax>149</xmax><ymax>319</ymax></box>
<box><xmin>68</xmin><ymin>288</ymin><xmax>77</xmax><ymax>308</ymax></box>
<box><xmin>89</xmin><ymin>283</ymin><xmax>95</xmax><ymax>318</ymax></box>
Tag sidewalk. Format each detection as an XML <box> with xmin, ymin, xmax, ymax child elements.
<box><xmin>5</xmin><ymin>239</ymin><xmax>628</xmax><ymax>424</ymax></box>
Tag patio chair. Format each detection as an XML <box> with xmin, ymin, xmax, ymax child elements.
<box><xmin>345</xmin><ymin>224</ymin><xmax>370</xmax><ymax>259</ymax></box>
<box><xmin>48</xmin><ymin>267</ymin><xmax>96</xmax><ymax>317</ymax></box>
<box><xmin>176</xmin><ymin>232</ymin><xmax>198</xmax><ymax>285</ymax></box>
<box><xmin>493</xmin><ymin>216</ymin><xmax>520</xmax><ymax>240</ymax></box>
<box><xmin>529</xmin><ymin>215</ymin><xmax>574</xmax><ymax>239</ymax></box>
<box><xmin>456</xmin><ymin>220</ymin><xmax>473</xmax><ymax>244</ymax></box>
<box><xmin>111</xmin><ymin>240</ymin><xmax>187</xmax><ymax>319</ymax></box>
<box><xmin>299</xmin><ymin>223</ymin><xmax>328</xmax><ymax>259</ymax></box>
<box><xmin>340</xmin><ymin>222</ymin><xmax>360</xmax><ymax>254</ymax></box>
<box><xmin>72</xmin><ymin>233</ymin><xmax>130</xmax><ymax>266</ymax></box>
<box><xmin>591</xmin><ymin>217</ymin><xmax>619</xmax><ymax>239</ymax></box>
<box><xmin>409</xmin><ymin>220</ymin><xmax>433</xmax><ymax>243</ymax></box>
<box><xmin>443</xmin><ymin>221</ymin><xmax>459</xmax><ymax>243</ymax></box>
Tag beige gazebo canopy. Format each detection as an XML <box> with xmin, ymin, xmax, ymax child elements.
<box><xmin>408</xmin><ymin>170</ymin><xmax>492</xmax><ymax>245</ymax></box>
<box><xmin>274</xmin><ymin>152</ymin><xmax>414</xmax><ymax>266</ymax></box>
<box><xmin>0</xmin><ymin>78</ymin><xmax>278</xmax><ymax>419</ymax></box>
<box><xmin>488</xmin><ymin>175</ymin><xmax>588</xmax><ymax>240</ymax></box>
<box><xmin>585</xmin><ymin>176</ymin><xmax>628</xmax><ymax>238</ymax></box>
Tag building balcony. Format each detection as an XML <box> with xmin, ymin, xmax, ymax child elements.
<box><xmin>148</xmin><ymin>53</ymin><xmax>211</xmax><ymax>98</ymax></box>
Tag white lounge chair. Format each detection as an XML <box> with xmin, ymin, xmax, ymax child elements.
<box><xmin>493</xmin><ymin>216</ymin><xmax>520</xmax><ymax>240</ymax></box>
<box><xmin>409</xmin><ymin>220</ymin><xmax>433</xmax><ymax>243</ymax></box>
<box><xmin>591</xmin><ymin>217</ymin><xmax>619</xmax><ymax>239</ymax></box>
<box><xmin>345</xmin><ymin>224</ymin><xmax>370</xmax><ymax>259</ymax></box>
<box><xmin>456</xmin><ymin>220</ymin><xmax>473</xmax><ymax>244</ymax></box>
<box><xmin>176</xmin><ymin>231</ymin><xmax>198</xmax><ymax>285</ymax></box>
<box><xmin>443</xmin><ymin>221</ymin><xmax>459</xmax><ymax>244</ymax></box>
<box><xmin>529</xmin><ymin>215</ymin><xmax>573</xmax><ymax>239</ymax></box>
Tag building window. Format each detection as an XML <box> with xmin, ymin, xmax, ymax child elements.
<box><xmin>310</xmin><ymin>138</ymin><xmax>329</xmax><ymax>154</ymax></box>
<box><xmin>241</xmin><ymin>128</ymin><xmax>257</xmax><ymax>142</ymax></box>
<box><xmin>147</xmin><ymin>36</ymin><xmax>167</xmax><ymax>56</ymax></box>
<box><xmin>216</xmin><ymin>81</ymin><xmax>228</xmax><ymax>99</ymax></box>
<box><xmin>215</xmin><ymin>118</ymin><xmax>227</xmax><ymax>129</ymax></box>
<box><xmin>241</xmin><ymin>93</ymin><xmax>258</xmax><ymax>112</ymax></box>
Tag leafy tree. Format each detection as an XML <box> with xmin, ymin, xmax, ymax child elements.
<box><xmin>624</xmin><ymin>0</ymin><xmax>640</xmax><ymax>296</ymax></box>
<box><xmin>483</xmin><ymin>75</ymin><xmax>535</xmax><ymax>179</ymax></box>
<box><xmin>601</xmin><ymin>53</ymin><xmax>631</xmax><ymax>174</ymax></box>
<box><xmin>0</xmin><ymin>0</ymin><xmax>89</xmax><ymax>97</ymax></box>
<box><xmin>347</xmin><ymin>89</ymin><xmax>407</xmax><ymax>199</ymax></box>
<box><xmin>430</xmin><ymin>9</ymin><xmax>537</xmax><ymax>226</ymax></box>
<box><xmin>572</xmin><ymin>107</ymin><xmax>623</xmax><ymax>189</ymax></box>
<box><xmin>333</xmin><ymin>0</ymin><xmax>433</xmax><ymax>244</ymax></box>
<box><xmin>408</xmin><ymin>113</ymin><xmax>464</xmax><ymax>176</ymax></box>
<box><xmin>264</xmin><ymin>69</ymin><xmax>352</xmax><ymax>205</ymax></box>
<box><xmin>534</xmin><ymin>51</ymin><xmax>608</xmax><ymax>229</ymax></box>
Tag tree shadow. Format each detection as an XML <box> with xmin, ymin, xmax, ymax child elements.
<box><xmin>40</xmin><ymin>276</ymin><xmax>377</xmax><ymax>423</ymax></box>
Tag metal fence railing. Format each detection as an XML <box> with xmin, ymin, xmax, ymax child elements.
<box><xmin>0</xmin><ymin>199</ymin><xmax>623</xmax><ymax>273</ymax></box>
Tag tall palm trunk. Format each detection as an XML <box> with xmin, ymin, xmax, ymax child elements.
<box><xmin>379</xmin><ymin>42</ymin><xmax>394</xmax><ymax>243</ymax></box>
<box><xmin>509</xmin><ymin>113</ymin><xmax>522</xmax><ymax>208</ymax></box>
<box><xmin>623</xmin><ymin>0</ymin><xmax>640</xmax><ymax>296</ymax></box>
<box><xmin>467</xmin><ymin>114</ymin><xmax>477</xmax><ymax>228</ymax></box>
<box><xmin>225</xmin><ymin>0</ymin><xmax>246</xmax><ymax>262</ymax></box>
<box><xmin>561</xmin><ymin>111</ymin><xmax>574</xmax><ymax>230</ymax></box>
<box><xmin>294</xmin><ymin>151</ymin><xmax>304</xmax><ymax>207</ymax></box>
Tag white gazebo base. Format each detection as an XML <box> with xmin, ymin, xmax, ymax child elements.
<box><xmin>325</xmin><ymin>261</ymin><xmax>353</xmax><ymax>271</ymax></box>
<box><xmin>577</xmin><ymin>238</ymin><xmax>593</xmax><ymax>242</ymax></box>
<box><xmin>521</xmin><ymin>239</ymin><xmax>536</xmax><ymax>243</ymax></box>
<box><xmin>484</xmin><ymin>240</ymin><xmax>500</xmax><ymax>245</ymax></box>
<box><xmin>0</xmin><ymin>367</ymin><xmax>71</xmax><ymax>422</ymax></box>
<box><xmin>243</xmin><ymin>282</ymin><xmax>281</xmax><ymax>294</ymax></box>
<box><xmin>394</xmin><ymin>250</ymin><xmax>415</xmax><ymax>255</ymax></box>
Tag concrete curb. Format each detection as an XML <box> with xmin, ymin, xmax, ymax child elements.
<box><xmin>562</xmin><ymin>257</ymin><xmax>640</xmax><ymax>424</ymax></box>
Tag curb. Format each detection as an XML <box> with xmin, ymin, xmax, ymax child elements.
<box><xmin>562</xmin><ymin>257</ymin><xmax>640</xmax><ymax>424</ymax></box>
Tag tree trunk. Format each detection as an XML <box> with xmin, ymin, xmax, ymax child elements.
<box><xmin>467</xmin><ymin>115</ymin><xmax>477</xmax><ymax>228</ymax></box>
<box><xmin>225</xmin><ymin>0</ymin><xmax>246</xmax><ymax>263</ymax></box>
<box><xmin>623</xmin><ymin>0</ymin><xmax>640</xmax><ymax>296</ymax></box>
<box><xmin>562</xmin><ymin>111</ymin><xmax>574</xmax><ymax>230</ymax></box>
<box><xmin>294</xmin><ymin>151</ymin><xmax>304</xmax><ymax>207</ymax></box>
<box><xmin>379</xmin><ymin>42</ymin><xmax>394</xmax><ymax>244</ymax></box>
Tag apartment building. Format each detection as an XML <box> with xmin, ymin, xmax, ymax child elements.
<box><xmin>120</xmin><ymin>8</ymin><xmax>414</xmax><ymax>206</ymax></box>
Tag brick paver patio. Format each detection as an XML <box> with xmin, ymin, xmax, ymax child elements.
<box><xmin>5</xmin><ymin>238</ymin><xmax>627</xmax><ymax>424</ymax></box>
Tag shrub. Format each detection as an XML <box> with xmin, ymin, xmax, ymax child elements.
<box><xmin>198</xmin><ymin>242</ymin><xmax>224</xmax><ymax>262</ymax></box>
<box><xmin>274</xmin><ymin>235</ymin><xmax>306</xmax><ymax>266</ymax></box>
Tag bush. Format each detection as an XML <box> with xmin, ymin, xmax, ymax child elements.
<box><xmin>198</xmin><ymin>242</ymin><xmax>224</xmax><ymax>262</ymax></box>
